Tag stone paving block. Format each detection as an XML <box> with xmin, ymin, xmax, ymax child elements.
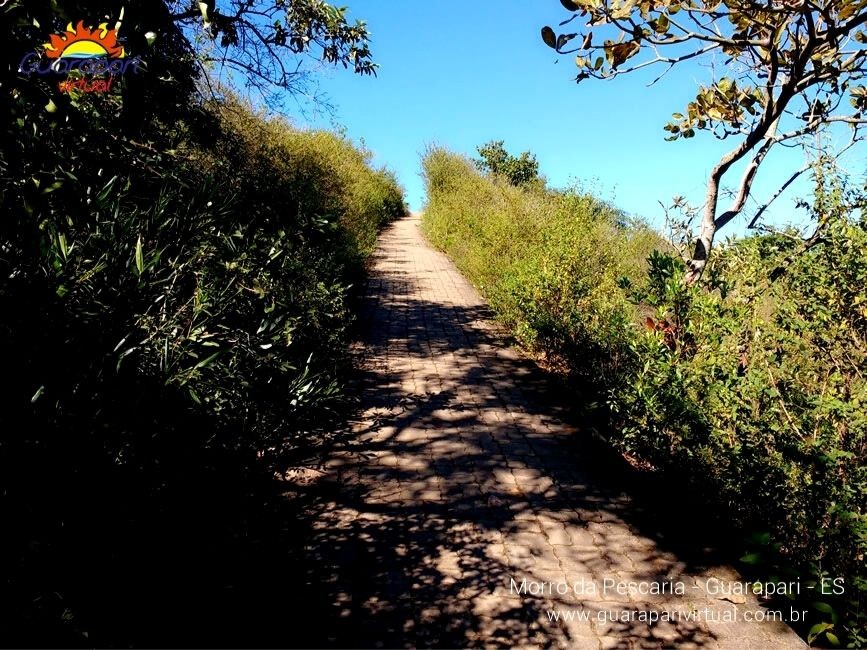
<box><xmin>311</xmin><ymin>215</ymin><xmax>808</xmax><ymax>650</ymax></box>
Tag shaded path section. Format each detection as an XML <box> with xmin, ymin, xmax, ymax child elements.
<box><xmin>300</xmin><ymin>214</ymin><xmax>807</xmax><ymax>648</ymax></box>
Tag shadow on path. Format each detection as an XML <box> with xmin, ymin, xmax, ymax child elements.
<box><xmin>1</xmin><ymin>215</ymin><xmax>806</xmax><ymax>649</ymax></box>
<box><xmin>284</xmin><ymin>216</ymin><xmax>806</xmax><ymax>649</ymax></box>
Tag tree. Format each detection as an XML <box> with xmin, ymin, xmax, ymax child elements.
<box><xmin>475</xmin><ymin>140</ymin><xmax>541</xmax><ymax>186</ymax></box>
<box><xmin>4</xmin><ymin>1</ymin><xmax>376</xmax><ymax>134</ymax></box>
<box><xmin>8</xmin><ymin>1</ymin><xmax>375</xmax><ymax>99</ymax></box>
<box><xmin>542</xmin><ymin>0</ymin><xmax>867</xmax><ymax>283</ymax></box>
<box><xmin>164</xmin><ymin>0</ymin><xmax>376</xmax><ymax>99</ymax></box>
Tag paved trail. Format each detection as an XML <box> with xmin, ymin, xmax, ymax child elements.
<box><xmin>303</xmin><ymin>214</ymin><xmax>806</xmax><ymax>648</ymax></box>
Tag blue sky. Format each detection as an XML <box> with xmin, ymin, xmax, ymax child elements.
<box><xmin>296</xmin><ymin>0</ymin><xmax>859</xmax><ymax>235</ymax></box>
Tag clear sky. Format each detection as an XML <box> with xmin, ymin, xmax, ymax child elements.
<box><xmin>295</xmin><ymin>0</ymin><xmax>860</xmax><ymax>234</ymax></box>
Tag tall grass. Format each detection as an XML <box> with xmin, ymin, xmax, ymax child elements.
<box><xmin>422</xmin><ymin>146</ymin><xmax>661</xmax><ymax>385</ymax></box>
<box><xmin>422</xmin><ymin>146</ymin><xmax>866</xmax><ymax>646</ymax></box>
<box><xmin>0</xmin><ymin>88</ymin><xmax>404</xmax><ymax>643</ymax></box>
<box><xmin>211</xmin><ymin>102</ymin><xmax>405</xmax><ymax>260</ymax></box>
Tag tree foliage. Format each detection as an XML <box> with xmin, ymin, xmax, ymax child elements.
<box><xmin>167</xmin><ymin>0</ymin><xmax>376</xmax><ymax>98</ymax></box>
<box><xmin>423</xmin><ymin>149</ymin><xmax>867</xmax><ymax>646</ymax></box>
<box><xmin>474</xmin><ymin>140</ymin><xmax>541</xmax><ymax>187</ymax></box>
<box><xmin>4</xmin><ymin>0</ymin><xmax>375</xmax><ymax>111</ymax></box>
<box><xmin>1</xmin><ymin>1</ymin><xmax>401</xmax><ymax>642</ymax></box>
<box><xmin>542</xmin><ymin>0</ymin><xmax>867</xmax><ymax>282</ymax></box>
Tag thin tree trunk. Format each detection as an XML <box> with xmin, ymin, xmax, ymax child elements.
<box><xmin>686</xmin><ymin>174</ymin><xmax>721</xmax><ymax>285</ymax></box>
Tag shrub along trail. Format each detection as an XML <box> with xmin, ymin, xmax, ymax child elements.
<box><xmin>300</xmin><ymin>214</ymin><xmax>807</xmax><ymax>648</ymax></box>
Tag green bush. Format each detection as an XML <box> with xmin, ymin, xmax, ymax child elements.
<box><xmin>422</xmin><ymin>146</ymin><xmax>661</xmax><ymax>386</ymax></box>
<box><xmin>474</xmin><ymin>140</ymin><xmax>541</xmax><ymax>188</ymax></box>
<box><xmin>2</xmin><ymin>94</ymin><xmax>405</xmax><ymax>464</ymax></box>
<box><xmin>1</xmin><ymin>60</ymin><xmax>403</xmax><ymax>647</ymax></box>
<box><xmin>422</xmin><ymin>146</ymin><xmax>866</xmax><ymax>646</ymax></box>
<box><xmin>614</xmin><ymin>218</ymin><xmax>867</xmax><ymax>646</ymax></box>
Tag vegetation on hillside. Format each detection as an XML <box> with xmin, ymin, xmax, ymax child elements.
<box><xmin>542</xmin><ymin>0</ymin><xmax>867</xmax><ymax>284</ymax></box>
<box><xmin>423</xmin><ymin>146</ymin><xmax>866</xmax><ymax>647</ymax></box>
<box><xmin>1</xmin><ymin>1</ymin><xmax>403</xmax><ymax>643</ymax></box>
<box><xmin>3</xmin><ymin>0</ymin><xmax>864</xmax><ymax>645</ymax></box>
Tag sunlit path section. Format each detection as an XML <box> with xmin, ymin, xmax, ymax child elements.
<box><xmin>305</xmin><ymin>214</ymin><xmax>807</xmax><ymax>649</ymax></box>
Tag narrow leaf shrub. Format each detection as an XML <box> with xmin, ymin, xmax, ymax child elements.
<box><xmin>1</xmin><ymin>82</ymin><xmax>403</xmax><ymax>645</ymax></box>
<box><xmin>422</xmin><ymin>146</ymin><xmax>866</xmax><ymax>645</ymax></box>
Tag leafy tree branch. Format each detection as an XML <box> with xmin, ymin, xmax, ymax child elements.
<box><xmin>165</xmin><ymin>0</ymin><xmax>376</xmax><ymax>99</ymax></box>
<box><xmin>543</xmin><ymin>0</ymin><xmax>867</xmax><ymax>282</ymax></box>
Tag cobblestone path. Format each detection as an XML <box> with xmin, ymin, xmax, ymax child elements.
<box><xmin>302</xmin><ymin>214</ymin><xmax>807</xmax><ymax>649</ymax></box>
